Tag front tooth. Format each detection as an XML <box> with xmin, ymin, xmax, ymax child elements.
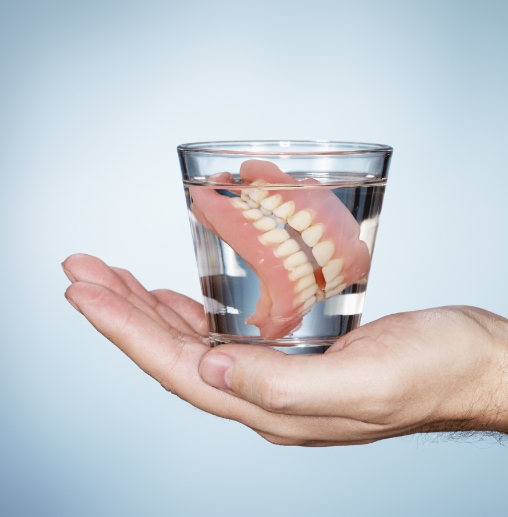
<box><xmin>230</xmin><ymin>198</ymin><xmax>250</xmax><ymax>210</ymax></box>
<box><xmin>243</xmin><ymin>208</ymin><xmax>263</xmax><ymax>221</ymax></box>
<box><xmin>273</xmin><ymin>239</ymin><xmax>300</xmax><ymax>257</ymax></box>
<box><xmin>322</xmin><ymin>258</ymin><xmax>344</xmax><ymax>282</ymax></box>
<box><xmin>249</xmin><ymin>189</ymin><xmax>269</xmax><ymax>203</ymax></box>
<box><xmin>261</xmin><ymin>194</ymin><xmax>283</xmax><ymax>212</ymax></box>
<box><xmin>294</xmin><ymin>284</ymin><xmax>319</xmax><ymax>306</ymax></box>
<box><xmin>283</xmin><ymin>250</ymin><xmax>308</xmax><ymax>269</ymax></box>
<box><xmin>324</xmin><ymin>276</ymin><xmax>345</xmax><ymax>291</ymax></box>
<box><xmin>253</xmin><ymin>216</ymin><xmax>278</xmax><ymax>232</ymax></box>
<box><xmin>294</xmin><ymin>273</ymin><xmax>316</xmax><ymax>294</ymax></box>
<box><xmin>299</xmin><ymin>295</ymin><xmax>317</xmax><ymax>314</ymax></box>
<box><xmin>325</xmin><ymin>283</ymin><xmax>347</xmax><ymax>299</ymax></box>
<box><xmin>301</xmin><ymin>224</ymin><xmax>324</xmax><ymax>247</ymax></box>
<box><xmin>272</xmin><ymin>201</ymin><xmax>295</xmax><ymax>221</ymax></box>
<box><xmin>288</xmin><ymin>210</ymin><xmax>313</xmax><ymax>232</ymax></box>
<box><xmin>289</xmin><ymin>262</ymin><xmax>314</xmax><ymax>281</ymax></box>
<box><xmin>258</xmin><ymin>228</ymin><xmax>290</xmax><ymax>246</ymax></box>
<box><xmin>312</xmin><ymin>240</ymin><xmax>335</xmax><ymax>267</ymax></box>
<box><xmin>247</xmin><ymin>198</ymin><xmax>260</xmax><ymax>208</ymax></box>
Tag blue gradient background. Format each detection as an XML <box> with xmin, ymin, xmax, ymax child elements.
<box><xmin>1</xmin><ymin>1</ymin><xmax>507</xmax><ymax>515</ymax></box>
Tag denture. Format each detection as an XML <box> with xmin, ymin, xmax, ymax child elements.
<box><xmin>189</xmin><ymin>160</ymin><xmax>371</xmax><ymax>340</ymax></box>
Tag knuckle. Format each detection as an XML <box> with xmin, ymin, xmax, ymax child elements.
<box><xmin>257</xmin><ymin>374</ymin><xmax>292</xmax><ymax>413</ymax></box>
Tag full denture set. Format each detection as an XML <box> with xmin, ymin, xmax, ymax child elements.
<box><xmin>190</xmin><ymin>160</ymin><xmax>370</xmax><ymax>340</ymax></box>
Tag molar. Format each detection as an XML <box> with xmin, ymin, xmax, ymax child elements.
<box><xmin>325</xmin><ymin>283</ymin><xmax>347</xmax><ymax>299</ymax></box>
<box><xmin>248</xmin><ymin>189</ymin><xmax>269</xmax><ymax>203</ymax></box>
<box><xmin>294</xmin><ymin>284</ymin><xmax>319</xmax><ymax>306</ymax></box>
<box><xmin>283</xmin><ymin>250</ymin><xmax>308</xmax><ymax>269</ymax></box>
<box><xmin>324</xmin><ymin>275</ymin><xmax>345</xmax><ymax>291</ymax></box>
<box><xmin>273</xmin><ymin>239</ymin><xmax>300</xmax><ymax>257</ymax></box>
<box><xmin>230</xmin><ymin>197</ymin><xmax>250</xmax><ymax>210</ymax></box>
<box><xmin>312</xmin><ymin>240</ymin><xmax>335</xmax><ymax>267</ymax></box>
<box><xmin>258</xmin><ymin>228</ymin><xmax>290</xmax><ymax>246</ymax></box>
<box><xmin>322</xmin><ymin>258</ymin><xmax>344</xmax><ymax>282</ymax></box>
<box><xmin>301</xmin><ymin>224</ymin><xmax>324</xmax><ymax>247</ymax></box>
<box><xmin>242</xmin><ymin>208</ymin><xmax>264</xmax><ymax>221</ymax></box>
<box><xmin>294</xmin><ymin>274</ymin><xmax>317</xmax><ymax>294</ymax></box>
<box><xmin>272</xmin><ymin>200</ymin><xmax>295</xmax><ymax>222</ymax></box>
<box><xmin>260</xmin><ymin>194</ymin><xmax>283</xmax><ymax>212</ymax></box>
<box><xmin>288</xmin><ymin>262</ymin><xmax>314</xmax><ymax>281</ymax></box>
<box><xmin>253</xmin><ymin>216</ymin><xmax>278</xmax><ymax>232</ymax></box>
<box><xmin>299</xmin><ymin>295</ymin><xmax>317</xmax><ymax>314</ymax></box>
<box><xmin>288</xmin><ymin>210</ymin><xmax>313</xmax><ymax>232</ymax></box>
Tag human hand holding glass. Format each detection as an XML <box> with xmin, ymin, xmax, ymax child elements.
<box><xmin>63</xmin><ymin>254</ymin><xmax>508</xmax><ymax>445</ymax></box>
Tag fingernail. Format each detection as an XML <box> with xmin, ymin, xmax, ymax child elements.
<box><xmin>65</xmin><ymin>294</ymin><xmax>82</xmax><ymax>314</ymax></box>
<box><xmin>61</xmin><ymin>264</ymin><xmax>77</xmax><ymax>283</ymax></box>
<box><xmin>199</xmin><ymin>354</ymin><xmax>233</xmax><ymax>390</ymax></box>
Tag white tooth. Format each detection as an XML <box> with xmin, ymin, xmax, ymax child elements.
<box><xmin>258</xmin><ymin>228</ymin><xmax>290</xmax><ymax>246</ymax></box>
<box><xmin>312</xmin><ymin>240</ymin><xmax>335</xmax><ymax>267</ymax></box>
<box><xmin>273</xmin><ymin>201</ymin><xmax>295</xmax><ymax>221</ymax></box>
<box><xmin>230</xmin><ymin>197</ymin><xmax>250</xmax><ymax>210</ymax></box>
<box><xmin>247</xmin><ymin>198</ymin><xmax>260</xmax><ymax>208</ymax></box>
<box><xmin>315</xmin><ymin>290</ymin><xmax>325</xmax><ymax>302</ymax></box>
<box><xmin>325</xmin><ymin>283</ymin><xmax>347</xmax><ymax>299</ymax></box>
<box><xmin>261</xmin><ymin>194</ymin><xmax>283</xmax><ymax>211</ymax></box>
<box><xmin>288</xmin><ymin>210</ymin><xmax>313</xmax><ymax>232</ymax></box>
<box><xmin>253</xmin><ymin>216</ymin><xmax>278</xmax><ymax>232</ymax></box>
<box><xmin>260</xmin><ymin>207</ymin><xmax>272</xmax><ymax>216</ymax></box>
<box><xmin>249</xmin><ymin>189</ymin><xmax>269</xmax><ymax>203</ymax></box>
<box><xmin>324</xmin><ymin>276</ymin><xmax>345</xmax><ymax>292</ymax></box>
<box><xmin>241</xmin><ymin>192</ymin><xmax>250</xmax><ymax>201</ymax></box>
<box><xmin>283</xmin><ymin>250</ymin><xmax>308</xmax><ymax>269</ymax></box>
<box><xmin>322</xmin><ymin>258</ymin><xmax>344</xmax><ymax>282</ymax></box>
<box><xmin>251</xmin><ymin>179</ymin><xmax>268</xmax><ymax>186</ymax></box>
<box><xmin>301</xmin><ymin>224</ymin><xmax>324</xmax><ymax>247</ymax></box>
<box><xmin>273</xmin><ymin>239</ymin><xmax>300</xmax><ymax>257</ymax></box>
<box><xmin>299</xmin><ymin>295</ymin><xmax>317</xmax><ymax>314</ymax></box>
<box><xmin>294</xmin><ymin>274</ymin><xmax>316</xmax><ymax>294</ymax></box>
<box><xmin>275</xmin><ymin>217</ymin><xmax>286</xmax><ymax>224</ymax></box>
<box><xmin>242</xmin><ymin>208</ymin><xmax>263</xmax><ymax>221</ymax></box>
<box><xmin>294</xmin><ymin>284</ymin><xmax>319</xmax><ymax>306</ymax></box>
<box><xmin>288</xmin><ymin>262</ymin><xmax>314</xmax><ymax>281</ymax></box>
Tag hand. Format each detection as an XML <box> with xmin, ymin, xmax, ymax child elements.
<box><xmin>63</xmin><ymin>254</ymin><xmax>508</xmax><ymax>446</ymax></box>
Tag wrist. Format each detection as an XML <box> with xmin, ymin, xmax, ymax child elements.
<box><xmin>450</xmin><ymin>308</ymin><xmax>508</xmax><ymax>434</ymax></box>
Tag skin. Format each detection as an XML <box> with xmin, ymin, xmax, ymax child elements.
<box><xmin>62</xmin><ymin>253</ymin><xmax>508</xmax><ymax>446</ymax></box>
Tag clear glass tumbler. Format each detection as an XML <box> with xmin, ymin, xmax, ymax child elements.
<box><xmin>178</xmin><ymin>141</ymin><xmax>392</xmax><ymax>354</ymax></box>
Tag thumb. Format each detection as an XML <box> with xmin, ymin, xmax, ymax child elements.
<box><xmin>198</xmin><ymin>344</ymin><xmax>377</xmax><ymax>418</ymax></box>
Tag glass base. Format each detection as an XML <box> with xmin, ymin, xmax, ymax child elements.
<box><xmin>209</xmin><ymin>333</ymin><xmax>334</xmax><ymax>354</ymax></box>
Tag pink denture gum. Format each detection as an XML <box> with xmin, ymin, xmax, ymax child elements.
<box><xmin>190</xmin><ymin>160</ymin><xmax>370</xmax><ymax>340</ymax></box>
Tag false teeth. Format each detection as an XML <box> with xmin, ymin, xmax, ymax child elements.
<box><xmin>253</xmin><ymin>216</ymin><xmax>278</xmax><ymax>232</ymax></box>
<box><xmin>288</xmin><ymin>262</ymin><xmax>314</xmax><ymax>281</ymax></box>
<box><xmin>301</xmin><ymin>224</ymin><xmax>324</xmax><ymax>247</ymax></box>
<box><xmin>259</xmin><ymin>228</ymin><xmax>291</xmax><ymax>245</ymax></box>
<box><xmin>312</xmin><ymin>240</ymin><xmax>335</xmax><ymax>267</ymax></box>
<box><xmin>288</xmin><ymin>210</ymin><xmax>313</xmax><ymax>232</ymax></box>
<box><xmin>322</xmin><ymin>258</ymin><xmax>344</xmax><ymax>282</ymax></box>
<box><xmin>283</xmin><ymin>250</ymin><xmax>308</xmax><ymax>269</ymax></box>
<box><xmin>274</xmin><ymin>239</ymin><xmax>300</xmax><ymax>257</ymax></box>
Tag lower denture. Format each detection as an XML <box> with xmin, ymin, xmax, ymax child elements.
<box><xmin>190</xmin><ymin>160</ymin><xmax>371</xmax><ymax>339</ymax></box>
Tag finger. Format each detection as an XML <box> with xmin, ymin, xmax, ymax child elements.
<box><xmin>112</xmin><ymin>267</ymin><xmax>207</xmax><ymax>341</ymax></box>
<box><xmin>65</xmin><ymin>281</ymin><xmax>390</xmax><ymax>444</ymax></box>
<box><xmin>198</xmin><ymin>341</ymin><xmax>391</xmax><ymax>419</ymax></box>
<box><xmin>151</xmin><ymin>289</ymin><xmax>208</xmax><ymax>337</ymax></box>
<box><xmin>63</xmin><ymin>254</ymin><xmax>202</xmax><ymax>340</ymax></box>
<box><xmin>65</xmin><ymin>281</ymin><xmax>273</xmax><ymax>424</ymax></box>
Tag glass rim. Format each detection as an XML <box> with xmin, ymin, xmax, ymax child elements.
<box><xmin>177</xmin><ymin>140</ymin><xmax>393</xmax><ymax>156</ymax></box>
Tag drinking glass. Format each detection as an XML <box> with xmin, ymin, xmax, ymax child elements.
<box><xmin>178</xmin><ymin>140</ymin><xmax>392</xmax><ymax>354</ymax></box>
